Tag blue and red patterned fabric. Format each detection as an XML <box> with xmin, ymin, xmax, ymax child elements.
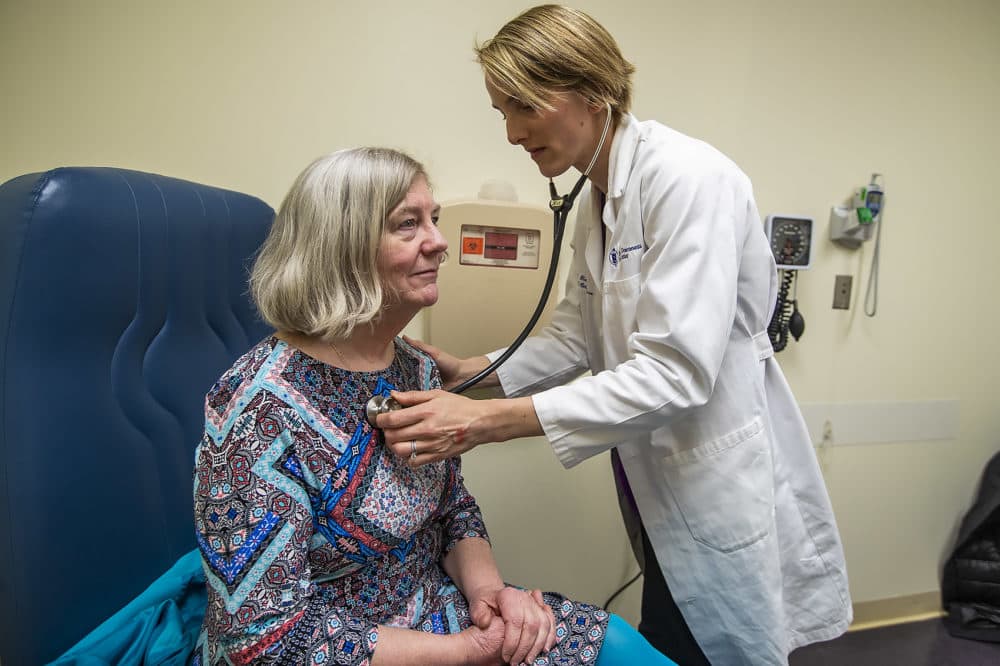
<box><xmin>192</xmin><ymin>337</ymin><xmax>608</xmax><ymax>665</ymax></box>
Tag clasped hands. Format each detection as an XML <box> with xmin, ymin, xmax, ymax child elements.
<box><xmin>464</xmin><ymin>584</ymin><xmax>558</xmax><ymax>666</ymax></box>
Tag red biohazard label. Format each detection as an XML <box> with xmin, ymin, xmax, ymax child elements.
<box><xmin>462</xmin><ymin>237</ymin><xmax>484</xmax><ymax>254</ymax></box>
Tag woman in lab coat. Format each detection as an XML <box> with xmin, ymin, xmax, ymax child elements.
<box><xmin>377</xmin><ymin>5</ymin><xmax>852</xmax><ymax>664</ymax></box>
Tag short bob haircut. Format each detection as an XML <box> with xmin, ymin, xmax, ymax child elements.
<box><xmin>474</xmin><ymin>5</ymin><xmax>636</xmax><ymax>124</ymax></box>
<box><xmin>250</xmin><ymin>147</ymin><xmax>427</xmax><ymax>341</ymax></box>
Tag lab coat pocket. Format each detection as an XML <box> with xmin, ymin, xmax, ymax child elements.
<box><xmin>603</xmin><ymin>273</ymin><xmax>640</xmax><ymax>340</ymax></box>
<box><xmin>661</xmin><ymin>418</ymin><xmax>774</xmax><ymax>553</ymax></box>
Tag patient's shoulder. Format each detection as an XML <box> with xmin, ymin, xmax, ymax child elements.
<box><xmin>205</xmin><ymin>335</ymin><xmax>280</xmax><ymax>415</ymax></box>
<box><xmin>394</xmin><ymin>336</ymin><xmax>441</xmax><ymax>390</ymax></box>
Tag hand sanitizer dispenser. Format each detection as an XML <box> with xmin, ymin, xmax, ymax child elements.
<box><xmin>830</xmin><ymin>173</ymin><xmax>884</xmax><ymax>249</ymax></box>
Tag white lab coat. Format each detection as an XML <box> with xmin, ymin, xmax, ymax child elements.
<box><xmin>489</xmin><ymin>115</ymin><xmax>852</xmax><ymax>664</ymax></box>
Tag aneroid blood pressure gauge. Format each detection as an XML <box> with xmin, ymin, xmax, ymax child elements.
<box><xmin>764</xmin><ymin>214</ymin><xmax>812</xmax><ymax>352</ymax></box>
<box><xmin>764</xmin><ymin>215</ymin><xmax>814</xmax><ymax>270</ymax></box>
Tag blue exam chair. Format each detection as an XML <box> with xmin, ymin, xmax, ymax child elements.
<box><xmin>0</xmin><ymin>167</ymin><xmax>274</xmax><ymax>665</ymax></box>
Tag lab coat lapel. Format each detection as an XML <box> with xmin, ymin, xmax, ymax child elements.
<box><xmin>583</xmin><ymin>197</ymin><xmax>605</xmax><ymax>288</ymax></box>
<box><xmin>583</xmin><ymin>116</ymin><xmax>641</xmax><ymax>286</ymax></box>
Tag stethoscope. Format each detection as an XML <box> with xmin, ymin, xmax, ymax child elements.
<box><xmin>365</xmin><ymin>104</ymin><xmax>614</xmax><ymax>427</ymax></box>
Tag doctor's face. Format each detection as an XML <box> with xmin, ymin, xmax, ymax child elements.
<box><xmin>378</xmin><ymin>175</ymin><xmax>447</xmax><ymax>312</ymax></box>
<box><xmin>486</xmin><ymin>77</ymin><xmax>604</xmax><ymax>179</ymax></box>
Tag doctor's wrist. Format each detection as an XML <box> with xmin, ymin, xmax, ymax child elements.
<box><xmin>484</xmin><ymin>396</ymin><xmax>542</xmax><ymax>442</ymax></box>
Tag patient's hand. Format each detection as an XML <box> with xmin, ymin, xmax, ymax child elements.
<box><xmin>459</xmin><ymin>613</ymin><xmax>505</xmax><ymax>665</ymax></box>
<box><xmin>468</xmin><ymin>585</ymin><xmax>557</xmax><ymax>665</ymax></box>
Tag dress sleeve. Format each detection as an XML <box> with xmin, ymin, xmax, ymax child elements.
<box><xmin>437</xmin><ymin>457</ymin><xmax>491</xmax><ymax>555</ymax></box>
<box><xmin>194</xmin><ymin>386</ymin><xmax>379</xmax><ymax>665</ymax></box>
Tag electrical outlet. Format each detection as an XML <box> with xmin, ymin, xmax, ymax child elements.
<box><xmin>833</xmin><ymin>275</ymin><xmax>852</xmax><ymax>309</ymax></box>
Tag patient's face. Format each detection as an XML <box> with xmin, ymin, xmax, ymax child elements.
<box><xmin>378</xmin><ymin>176</ymin><xmax>447</xmax><ymax>312</ymax></box>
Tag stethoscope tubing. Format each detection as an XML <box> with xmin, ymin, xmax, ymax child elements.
<box><xmin>363</xmin><ymin>187</ymin><xmax>575</xmax><ymax>427</ymax></box>
<box><xmin>450</xmin><ymin>196</ymin><xmax>573</xmax><ymax>394</ymax></box>
<box><xmin>451</xmin><ymin>104</ymin><xmax>612</xmax><ymax>394</ymax></box>
<box><xmin>365</xmin><ymin>105</ymin><xmax>613</xmax><ymax>425</ymax></box>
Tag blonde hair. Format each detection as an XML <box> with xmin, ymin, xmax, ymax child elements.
<box><xmin>250</xmin><ymin>147</ymin><xmax>426</xmax><ymax>340</ymax></box>
<box><xmin>474</xmin><ymin>4</ymin><xmax>635</xmax><ymax>122</ymax></box>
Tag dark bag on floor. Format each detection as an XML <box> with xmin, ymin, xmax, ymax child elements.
<box><xmin>942</xmin><ymin>451</ymin><xmax>1000</xmax><ymax>642</ymax></box>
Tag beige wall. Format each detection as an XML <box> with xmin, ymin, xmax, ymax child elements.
<box><xmin>3</xmin><ymin>0</ymin><xmax>999</xmax><ymax>625</ymax></box>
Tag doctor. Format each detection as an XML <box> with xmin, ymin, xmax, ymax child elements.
<box><xmin>378</xmin><ymin>5</ymin><xmax>852</xmax><ymax>664</ymax></box>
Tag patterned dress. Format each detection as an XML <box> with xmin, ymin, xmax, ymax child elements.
<box><xmin>192</xmin><ymin>336</ymin><xmax>608</xmax><ymax>665</ymax></box>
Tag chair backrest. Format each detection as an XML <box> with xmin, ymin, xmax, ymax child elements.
<box><xmin>0</xmin><ymin>167</ymin><xmax>275</xmax><ymax>665</ymax></box>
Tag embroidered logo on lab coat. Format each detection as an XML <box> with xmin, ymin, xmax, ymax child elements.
<box><xmin>609</xmin><ymin>244</ymin><xmax>642</xmax><ymax>267</ymax></box>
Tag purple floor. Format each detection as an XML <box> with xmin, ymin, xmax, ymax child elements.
<box><xmin>789</xmin><ymin>618</ymin><xmax>1000</xmax><ymax>666</ymax></box>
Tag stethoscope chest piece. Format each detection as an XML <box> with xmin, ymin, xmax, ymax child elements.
<box><xmin>365</xmin><ymin>394</ymin><xmax>400</xmax><ymax>427</ymax></box>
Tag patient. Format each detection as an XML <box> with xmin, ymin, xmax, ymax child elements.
<box><xmin>191</xmin><ymin>147</ymin><xmax>673</xmax><ymax>665</ymax></box>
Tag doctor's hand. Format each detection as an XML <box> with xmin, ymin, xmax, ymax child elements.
<box><xmin>401</xmin><ymin>335</ymin><xmax>495</xmax><ymax>391</ymax></box>
<box><xmin>379</xmin><ymin>389</ymin><xmax>485</xmax><ymax>463</ymax></box>
<box><xmin>377</xmin><ymin>390</ymin><xmax>542</xmax><ymax>465</ymax></box>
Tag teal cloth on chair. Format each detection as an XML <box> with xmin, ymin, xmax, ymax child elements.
<box><xmin>595</xmin><ymin>614</ymin><xmax>678</xmax><ymax>666</ymax></box>
<box><xmin>50</xmin><ymin>550</ymin><xmax>207</xmax><ymax>666</ymax></box>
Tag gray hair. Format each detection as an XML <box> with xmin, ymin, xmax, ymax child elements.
<box><xmin>475</xmin><ymin>4</ymin><xmax>635</xmax><ymax>123</ymax></box>
<box><xmin>250</xmin><ymin>147</ymin><xmax>426</xmax><ymax>340</ymax></box>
